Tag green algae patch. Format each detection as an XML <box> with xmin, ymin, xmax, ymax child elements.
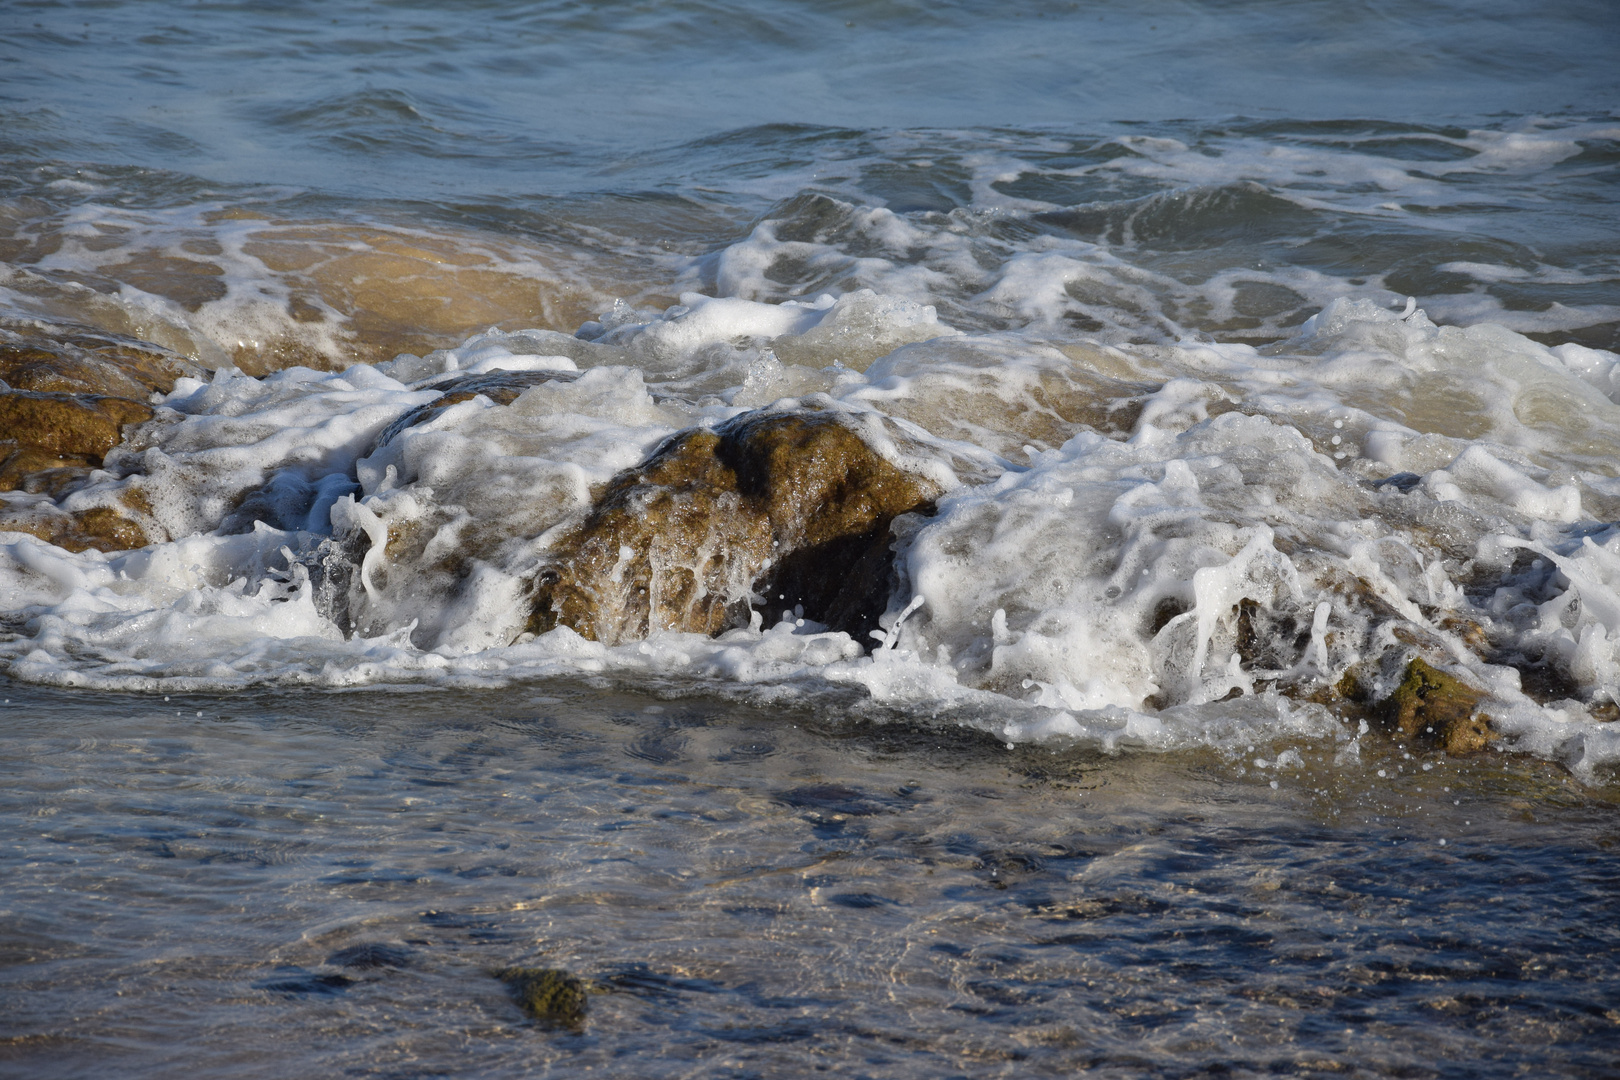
<box><xmin>1380</xmin><ymin>658</ymin><xmax>1492</xmax><ymax>756</ymax></box>
<box><xmin>495</xmin><ymin>966</ymin><xmax>588</xmax><ymax>1030</ymax></box>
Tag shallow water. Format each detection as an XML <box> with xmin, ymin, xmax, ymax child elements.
<box><xmin>4</xmin><ymin>683</ymin><xmax>1619</xmax><ymax>1078</ymax></box>
<box><xmin>4</xmin><ymin>0</ymin><xmax>1620</xmax><ymax>1075</ymax></box>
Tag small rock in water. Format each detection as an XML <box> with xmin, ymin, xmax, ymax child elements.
<box><xmin>325</xmin><ymin>942</ymin><xmax>415</xmax><ymax>970</ymax></box>
<box><xmin>369</xmin><ymin>368</ymin><xmax>576</xmax><ymax>450</ymax></box>
<box><xmin>528</xmin><ymin>409</ymin><xmax>940</xmax><ymax>646</ymax></box>
<box><xmin>1379</xmin><ymin>658</ymin><xmax>1492</xmax><ymax>756</ymax></box>
<box><xmin>256</xmin><ymin>970</ymin><xmax>357</xmax><ymax>997</ymax></box>
<box><xmin>496</xmin><ymin>966</ymin><xmax>588</xmax><ymax>1029</ymax></box>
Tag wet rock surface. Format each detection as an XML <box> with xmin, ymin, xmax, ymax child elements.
<box><xmin>0</xmin><ymin>444</ymin><xmax>100</xmax><ymax>496</ymax></box>
<box><xmin>1379</xmin><ymin>657</ymin><xmax>1493</xmax><ymax>756</ymax></box>
<box><xmin>496</xmin><ymin>966</ymin><xmax>588</xmax><ymax>1029</ymax></box>
<box><xmin>528</xmin><ymin>410</ymin><xmax>941</xmax><ymax>646</ymax></box>
<box><xmin>0</xmin><ymin>322</ymin><xmax>189</xmax><ymax>550</ymax></box>
<box><xmin>0</xmin><ymin>503</ymin><xmax>151</xmax><ymax>554</ymax></box>
<box><xmin>371</xmin><ymin>368</ymin><xmax>578</xmax><ymax>451</ymax></box>
<box><xmin>0</xmin><ymin>391</ymin><xmax>153</xmax><ymax>465</ymax></box>
<box><xmin>0</xmin><ymin>321</ymin><xmax>196</xmax><ymax>398</ymax></box>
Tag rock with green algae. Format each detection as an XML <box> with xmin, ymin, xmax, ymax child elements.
<box><xmin>526</xmin><ymin>409</ymin><xmax>941</xmax><ymax>647</ymax></box>
<box><xmin>495</xmin><ymin>966</ymin><xmax>588</xmax><ymax>1029</ymax></box>
<box><xmin>1379</xmin><ymin>657</ymin><xmax>1493</xmax><ymax>756</ymax></box>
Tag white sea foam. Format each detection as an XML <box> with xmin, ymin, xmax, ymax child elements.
<box><xmin>4</xmin><ymin>286</ymin><xmax>1620</xmax><ymax>777</ymax></box>
<box><xmin>3</xmin><ymin>114</ymin><xmax>1618</xmax><ymax>772</ymax></box>
<box><xmin>5</xmin><ymin>118</ymin><xmax>1613</xmax><ymax>378</ymax></box>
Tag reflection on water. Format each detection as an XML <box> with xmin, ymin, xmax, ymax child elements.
<box><xmin>3</xmin><ymin>682</ymin><xmax>1616</xmax><ymax>1077</ymax></box>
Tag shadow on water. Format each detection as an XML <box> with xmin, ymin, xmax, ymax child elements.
<box><xmin>2</xmin><ymin>678</ymin><xmax>1618</xmax><ymax>1078</ymax></box>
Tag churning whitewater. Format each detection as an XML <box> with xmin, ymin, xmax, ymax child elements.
<box><xmin>5</xmin><ymin>254</ymin><xmax>1620</xmax><ymax>777</ymax></box>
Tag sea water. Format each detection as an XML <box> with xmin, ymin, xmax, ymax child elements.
<box><xmin>2</xmin><ymin>1</ymin><xmax>1619</xmax><ymax>1075</ymax></box>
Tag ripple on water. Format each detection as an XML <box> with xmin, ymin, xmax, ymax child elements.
<box><xmin>14</xmin><ymin>684</ymin><xmax>1617</xmax><ymax>1076</ymax></box>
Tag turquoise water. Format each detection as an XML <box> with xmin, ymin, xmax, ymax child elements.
<box><xmin>3</xmin><ymin>1</ymin><xmax>1620</xmax><ymax>1075</ymax></box>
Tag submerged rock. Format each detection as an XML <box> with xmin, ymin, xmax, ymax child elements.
<box><xmin>0</xmin><ymin>323</ymin><xmax>188</xmax><ymax>550</ymax></box>
<box><xmin>0</xmin><ymin>392</ymin><xmax>156</xmax><ymax>550</ymax></box>
<box><xmin>528</xmin><ymin>410</ymin><xmax>940</xmax><ymax>646</ymax></box>
<box><xmin>0</xmin><ymin>391</ymin><xmax>153</xmax><ymax>466</ymax></box>
<box><xmin>370</xmin><ymin>368</ymin><xmax>577</xmax><ymax>451</ymax></box>
<box><xmin>256</xmin><ymin>970</ymin><xmax>357</xmax><ymax>997</ymax></box>
<box><xmin>0</xmin><ymin>322</ymin><xmax>196</xmax><ymax>398</ymax></box>
<box><xmin>496</xmin><ymin>966</ymin><xmax>588</xmax><ymax>1029</ymax></box>
<box><xmin>325</xmin><ymin>942</ymin><xmax>415</xmax><ymax>970</ymax></box>
<box><xmin>1379</xmin><ymin>657</ymin><xmax>1493</xmax><ymax>756</ymax></box>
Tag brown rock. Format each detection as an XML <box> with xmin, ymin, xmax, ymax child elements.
<box><xmin>0</xmin><ymin>323</ymin><xmax>188</xmax><ymax>506</ymax></box>
<box><xmin>1440</xmin><ymin>709</ymin><xmax>1493</xmax><ymax>756</ymax></box>
<box><xmin>0</xmin><ymin>445</ymin><xmax>99</xmax><ymax>496</ymax></box>
<box><xmin>0</xmin><ymin>502</ymin><xmax>149</xmax><ymax>553</ymax></box>
<box><xmin>0</xmin><ymin>322</ymin><xmax>195</xmax><ymax>397</ymax></box>
<box><xmin>528</xmin><ymin>410</ymin><xmax>940</xmax><ymax>646</ymax></box>
<box><xmin>0</xmin><ymin>391</ymin><xmax>153</xmax><ymax>465</ymax></box>
<box><xmin>63</xmin><ymin>506</ymin><xmax>149</xmax><ymax>552</ymax></box>
<box><xmin>1379</xmin><ymin>657</ymin><xmax>1492</xmax><ymax>756</ymax></box>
